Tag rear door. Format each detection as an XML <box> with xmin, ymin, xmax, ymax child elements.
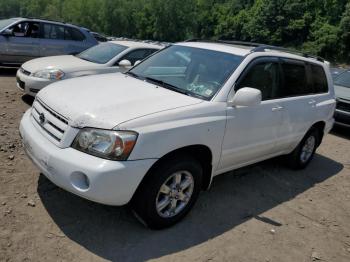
<box><xmin>273</xmin><ymin>59</ymin><xmax>328</xmax><ymax>152</ymax></box>
<box><xmin>2</xmin><ymin>21</ymin><xmax>40</xmax><ymax>63</ymax></box>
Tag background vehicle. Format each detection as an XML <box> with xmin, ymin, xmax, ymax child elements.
<box><xmin>16</xmin><ymin>40</ymin><xmax>162</xmax><ymax>96</ymax></box>
<box><xmin>19</xmin><ymin>40</ymin><xmax>335</xmax><ymax>229</ymax></box>
<box><xmin>0</xmin><ymin>18</ymin><xmax>98</xmax><ymax>66</ymax></box>
<box><xmin>330</xmin><ymin>67</ymin><xmax>347</xmax><ymax>79</ymax></box>
<box><xmin>333</xmin><ymin>70</ymin><xmax>350</xmax><ymax>127</ymax></box>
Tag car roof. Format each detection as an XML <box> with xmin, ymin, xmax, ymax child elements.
<box><xmin>108</xmin><ymin>40</ymin><xmax>163</xmax><ymax>49</ymax></box>
<box><xmin>13</xmin><ymin>17</ymin><xmax>84</xmax><ymax>29</ymax></box>
<box><xmin>177</xmin><ymin>41</ymin><xmax>327</xmax><ymax>65</ymax></box>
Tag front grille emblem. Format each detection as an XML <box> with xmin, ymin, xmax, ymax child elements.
<box><xmin>39</xmin><ymin>113</ymin><xmax>46</xmax><ymax>124</ymax></box>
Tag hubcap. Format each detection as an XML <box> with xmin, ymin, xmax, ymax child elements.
<box><xmin>300</xmin><ymin>135</ymin><xmax>316</xmax><ymax>163</ymax></box>
<box><xmin>156</xmin><ymin>171</ymin><xmax>194</xmax><ymax>218</ymax></box>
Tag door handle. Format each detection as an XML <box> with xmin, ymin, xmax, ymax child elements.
<box><xmin>308</xmin><ymin>99</ymin><xmax>316</xmax><ymax>105</ymax></box>
<box><xmin>272</xmin><ymin>106</ymin><xmax>284</xmax><ymax>112</ymax></box>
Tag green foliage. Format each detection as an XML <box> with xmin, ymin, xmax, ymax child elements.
<box><xmin>0</xmin><ymin>0</ymin><xmax>348</xmax><ymax>62</ymax></box>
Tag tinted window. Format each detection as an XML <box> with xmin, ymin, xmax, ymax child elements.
<box><xmin>281</xmin><ymin>61</ymin><xmax>308</xmax><ymax>97</ymax></box>
<box><xmin>310</xmin><ymin>64</ymin><xmax>328</xmax><ymax>93</ymax></box>
<box><xmin>120</xmin><ymin>49</ymin><xmax>155</xmax><ymax>65</ymax></box>
<box><xmin>10</xmin><ymin>22</ymin><xmax>40</xmax><ymax>38</ymax></box>
<box><xmin>65</xmin><ymin>27</ymin><xmax>85</xmax><ymax>41</ymax></box>
<box><xmin>77</xmin><ymin>42</ymin><xmax>128</xmax><ymax>64</ymax></box>
<box><xmin>43</xmin><ymin>24</ymin><xmax>65</xmax><ymax>40</ymax></box>
<box><xmin>236</xmin><ymin>62</ymin><xmax>280</xmax><ymax>100</ymax></box>
<box><xmin>334</xmin><ymin>71</ymin><xmax>350</xmax><ymax>88</ymax></box>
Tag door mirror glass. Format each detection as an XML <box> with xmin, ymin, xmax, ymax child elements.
<box><xmin>119</xmin><ymin>59</ymin><xmax>132</xmax><ymax>67</ymax></box>
<box><xmin>230</xmin><ymin>87</ymin><xmax>262</xmax><ymax>107</ymax></box>
<box><xmin>1</xmin><ymin>28</ymin><xmax>13</xmax><ymax>37</ymax></box>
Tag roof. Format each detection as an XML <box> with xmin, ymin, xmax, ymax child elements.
<box><xmin>177</xmin><ymin>42</ymin><xmax>252</xmax><ymax>56</ymax></box>
<box><xmin>108</xmin><ymin>40</ymin><xmax>163</xmax><ymax>49</ymax></box>
<box><xmin>177</xmin><ymin>40</ymin><xmax>326</xmax><ymax>64</ymax></box>
<box><xmin>13</xmin><ymin>17</ymin><xmax>85</xmax><ymax>29</ymax></box>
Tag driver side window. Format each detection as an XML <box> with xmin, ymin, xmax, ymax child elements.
<box><xmin>10</xmin><ymin>22</ymin><xmax>40</xmax><ymax>38</ymax></box>
<box><xmin>118</xmin><ymin>49</ymin><xmax>157</xmax><ymax>65</ymax></box>
<box><xmin>236</xmin><ymin>61</ymin><xmax>280</xmax><ymax>101</ymax></box>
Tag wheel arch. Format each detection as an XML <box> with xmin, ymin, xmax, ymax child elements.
<box><xmin>310</xmin><ymin>121</ymin><xmax>326</xmax><ymax>147</ymax></box>
<box><xmin>133</xmin><ymin>144</ymin><xmax>214</xmax><ymax>199</ymax></box>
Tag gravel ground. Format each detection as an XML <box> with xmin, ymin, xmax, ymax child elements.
<box><xmin>0</xmin><ymin>68</ymin><xmax>350</xmax><ymax>262</ymax></box>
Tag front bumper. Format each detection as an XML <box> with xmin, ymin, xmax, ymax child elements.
<box><xmin>19</xmin><ymin>110</ymin><xmax>156</xmax><ymax>205</ymax></box>
<box><xmin>335</xmin><ymin>109</ymin><xmax>350</xmax><ymax>128</ymax></box>
<box><xmin>16</xmin><ymin>69</ymin><xmax>54</xmax><ymax>97</ymax></box>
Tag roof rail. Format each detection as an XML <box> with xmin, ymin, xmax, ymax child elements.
<box><xmin>184</xmin><ymin>39</ymin><xmax>325</xmax><ymax>63</ymax></box>
<box><xmin>184</xmin><ymin>38</ymin><xmax>262</xmax><ymax>48</ymax></box>
<box><xmin>251</xmin><ymin>45</ymin><xmax>325</xmax><ymax>62</ymax></box>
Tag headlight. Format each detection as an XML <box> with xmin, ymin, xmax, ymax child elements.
<box><xmin>71</xmin><ymin>128</ymin><xmax>138</xmax><ymax>161</ymax></box>
<box><xmin>32</xmin><ymin>69</ymin><xmax>65</xmax><ymax>80</ymax></box>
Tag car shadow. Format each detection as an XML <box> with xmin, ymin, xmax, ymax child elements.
<box><xmin>331</xmin><ymin>125</ymin><xmax>350</xmax><ymax>140</ymax></box>
<box><xmin>21</xmin><ymin>94</ymin><xmax>35</xmax><ymax>106</ymax></box>
<box><xmin>0</xmin><ymin>67</ymin><xmax>18</xmax><ymax>76</ymax></box>
<box><xmin>37</xmin><ymin>154</ymin><xmax>343</xmax><ymax>262</ymax></box>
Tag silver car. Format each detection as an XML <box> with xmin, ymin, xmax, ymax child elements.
<box><xmin>0</xmin><ymin>18</ymin><xmax>98</xmax><ymax>66</ymax></box>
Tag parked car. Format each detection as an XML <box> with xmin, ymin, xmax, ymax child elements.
<box><xmin>0</xmin><ymin>17</ymin><xmax>98</xmax><ymax>66</ymax></box>
<box><xmin>330</xmin><ymin>67</ymin><xmax>347</xmax><ymax>79</ymax></box>
<box><xmin>19</xmin><ymin>40</ymin><xmax>335</xmax><ymax>229</ymax></box>
<box><xmin>16</xmin><ymin>40</ymin><xmax>162</xmax><ymax>96</ymax></box>
<box><xmin>333</xmin><ymin>70</ymin><xmax>350</xmax><ymax>127</ymax></box>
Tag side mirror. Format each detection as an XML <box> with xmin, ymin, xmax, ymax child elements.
<box><xmin>134</xmin><ymin>60</ymin><xmax>141</xmax><ymax>66</ymax></box>
<box><xmin>118</xmin><ymin>59</ymin><xmax>132</xmax><ymax>67</ymax></box>
<box><xmin>229</xmin><ymin>87</ymin><xmax>262</xmax><ymax>107</ymax></box>
<box><xmin>1</xmin><ymin>28</ymin><xmax>13</xmax><ymax>37</ymax></box>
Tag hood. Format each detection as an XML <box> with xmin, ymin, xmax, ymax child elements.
<box><xmin>37</xmin><ymin>73</ymin><xmax>202</xmax><ymax>129</ymax></box>
<box><xmin>22</xmin><ymin>55</ymin><xmax>99</xmax><ymax>73</ymax></box>
<box><xmin>334</xmin><ymin>85</ymin><xmax>350</xmax><ymax>100</ymax></box>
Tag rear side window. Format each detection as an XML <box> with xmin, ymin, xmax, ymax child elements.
<box><xmin>43</xmin><ymin>24</ymin><xmax>65</xmax><ymax>40</ymax></box>
<box><xmin>310</xmin><ymin>64</ymin><xmax>328</xmax><ymax>93</ymax></box>
<box><xmin>43</xmin><ymin>24</ymin><xmax>85</xmax><ymax>41</ymax></box>
<box><xmin>281</xmin><ymin>61</ymin><xmax>309</xmax><ymax>97</ymax></box>
<box><xmin>65</xmin><ymin>27</ymin><xmax>85</xmax><ymax>41</ymax></box>
<box><xmin>120</xmin><ymin>49</ymin><xmax>156</xmax><ymax>65</ymax></box>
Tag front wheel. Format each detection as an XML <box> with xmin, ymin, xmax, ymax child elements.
<box><xmin>285</xmin><ymin>129</ymin><xmax>319</xmax><ymax>169</ymax></box>
<box><xmin>131</xmin><ymin>155</ymin><xmax>202</xmax><ymax>229</ymax></box>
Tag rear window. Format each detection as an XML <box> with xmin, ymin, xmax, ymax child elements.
<box><xmin>310</xmin><ymin>64</ymin><xmax>328</xmax><ymax>93</ymax></box>
<box><xmin>65</xmin><ymin>27</ymin><xmax>85</xmax><ymax>41</ymax></box>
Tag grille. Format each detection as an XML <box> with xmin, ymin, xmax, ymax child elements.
<box><xmin>20</xmin><ymin>67</ymin><xmax>31</xmax><ymax>76</ymax></box>
<box><xmin>336</xmin><ymin>99</ymin><xmax>350</xmax><ymax>112</ymax></box>
<box><xmin>16</xmin><ymin>77</ymin><xmax>25</xmax><ymax>89</ymax></box>
<box><xmin>31</xmin><ymin>99</ymin><xmax>68</xmax><ymax>143</ymax></box>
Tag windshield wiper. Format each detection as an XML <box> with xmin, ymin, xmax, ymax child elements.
<box><xmin>125</xmin><ymin>71</ymin><xmax>141</xmax><ymax>79</ymax></box>
<box><xmin>144</xmin><ymin>77</ymin><xmax>196</xmax><ymax>97</ymax></box>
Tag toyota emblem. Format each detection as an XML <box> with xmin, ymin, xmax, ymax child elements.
<box><xmin>39</xmin><ymin>113</ymin><xmax>45</xmax><ymax>124</ymax></box>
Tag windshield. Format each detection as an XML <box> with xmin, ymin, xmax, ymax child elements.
<box><xmin>129</xmin><ymin>45</ymin><xmax>243</xmax><ymax>100</ymax></box>
<box><xmin>334</xmin><ymin>71</ymin><xmax>350</xmax><ymax>88</ymax></box>
<box><xmin>0</xmin><ymin>18</ymin><xmax>17</xmax><ymax>31</ymax></box>
<box><xmin>77</xmin><ymin>42</ymin><xmax>127</xmax><ymax>64</ymax></box>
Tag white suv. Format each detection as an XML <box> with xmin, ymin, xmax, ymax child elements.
<box><xmin>19</xmin><ymin>40</ymin><xmax>336</xmax><ymax>229</ymax></box>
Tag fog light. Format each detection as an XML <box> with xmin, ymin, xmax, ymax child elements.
<box><xmin>70</xmin><ymin>172</ymin><xmax>90</xmax><ymax>191</ymax></box>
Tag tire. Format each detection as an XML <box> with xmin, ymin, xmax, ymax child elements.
<box><xmin>285</xmin><ymin>128</ymin><xmax>319</xmax><ymax>170</ymax></box>
<box><xmin>131</xmin><ymin>154</ymin><xmax>202</xmax><ymax>229</ymax></box>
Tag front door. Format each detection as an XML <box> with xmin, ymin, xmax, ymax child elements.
<box><xmin>218</xmin><ymin>57</ymin><xmax>284</xmax><ymax>173</ymax></box>
<box><xmin>3</xmin><ymin>21</ymin><xmax>40</xmax><ymax>64</ymax></box>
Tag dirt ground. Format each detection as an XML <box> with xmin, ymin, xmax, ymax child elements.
<box><xmin>0</xmin><ymin>68</ymin><xmax>350</xmax><ymax>262</ymax></box>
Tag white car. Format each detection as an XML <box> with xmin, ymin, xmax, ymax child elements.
<box><xmin>16</xmin><ymin>40</ymin><xmax>163</xmax><ymax>96</ymax></box>
<box><xmin>19</xmin><ymin>40</ymin><xmax>336</xmax><ymax>229</ymax></box>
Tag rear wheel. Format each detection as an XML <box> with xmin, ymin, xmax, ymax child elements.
<box><xmin>131</xmin><ymin>155</ymin><xmax>202</xmax><ymax>229</ymax></box>
<box><xmin>286</xmin><ymin>128</ymin><xmax>319</xmax><ymax>169</ymax></box>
